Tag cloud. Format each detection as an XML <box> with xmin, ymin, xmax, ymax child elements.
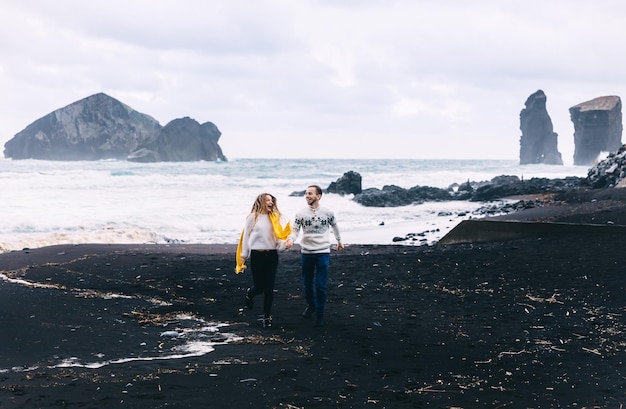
<box><xmin>1</xmin><ymin>0</ymin><xmax>625</xmax><ymax>162</ymax></box>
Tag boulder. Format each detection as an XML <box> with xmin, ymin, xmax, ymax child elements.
<box><xmin>570</xmin><ymin>95</ymin><xmax>623</xmax><ymax>166</ymax></box>
<box><xmin>519</xmin><ymin>90</ymin><xmax>563</xmax><ymax>165</ymax></box>
<box><xmin>585</xmin><ymin>143</ymin><xmax>626</xmax><ymax>188</ymax></box>
<box><xmin>289</xmin><ymin>171</ymin><xmax>363</xmax><ymax>197</ymax></box>
<box><xmin>353</xmin><ymin>185</ymin><xmax>419</xmax><ymax>207</ymax></box>
<box><xmin>353</xmin><ymin>184</ymin><xmax>453</xmax><ymax>207</ymax></box>
<box><xmin>326</xmin><ymin>170</ymin><xmax>362</xmax><ymax>195</ymax></box>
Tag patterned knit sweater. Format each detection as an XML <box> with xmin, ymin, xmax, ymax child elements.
<box><xmin>289</xmin><ymin>205</ymin><xmax>341</xmax><ymax>254</ymax></box>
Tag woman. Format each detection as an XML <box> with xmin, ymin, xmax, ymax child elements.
<box><xmin>236</xmin><ymin>193</ymin><xmax>291</xmax><ymax>328</ymax></box>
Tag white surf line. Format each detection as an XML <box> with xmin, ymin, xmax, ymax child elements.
<box><xmin>56</xmin><ymin>324</ymin><xmax>244</xmax><ymax>370</ymax></box>
<box><xmin>0</xmin><ymin>272</ymin><xmax>59</xmax><ymax>289</ymax></box>
<box><xmin>0</xmin><ymin>272</ymin><xmax>172</xmax><ymax>306</ymax></box>
<box><xmin>0</xmin><ymin>317</ymin><xmax>244</xmax><ymax>373</ymax></box>
<box><xmin>75</xmin><ymin>288</ymin><xmax>172</xmax><ymax>306</ymax></box>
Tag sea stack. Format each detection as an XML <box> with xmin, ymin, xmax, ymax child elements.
<box><xmin>519</xmin><ymin>90</ymin><xmax>563</xmax><ymax>165</ymax></box>
<box><xmin>570</xmin><ymin>95</ymin><xmax>623</xmax><ymax>166</ymax></box>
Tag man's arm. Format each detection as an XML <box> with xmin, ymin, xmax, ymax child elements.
<box><xmin>330</xmin><ymin>214</ymin><xmax>343</xmax><ymax>251</ymax></box>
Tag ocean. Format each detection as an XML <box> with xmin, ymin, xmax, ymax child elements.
<box><xmin>0</xmin><ymin>158</ymin><xmax>590</xmax><ymax>253</ymax></box>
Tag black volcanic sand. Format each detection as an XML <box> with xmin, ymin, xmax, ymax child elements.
<box><xmin>1</xmin><ymin>192</ymin><xmax>626</xmax><ymax>408</ymax></box>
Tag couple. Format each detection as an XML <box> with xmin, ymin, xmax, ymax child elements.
<box><xmin>235</xmin><ymin>185</ymin><xmax>344</xmax><ymax>329</ymax></box>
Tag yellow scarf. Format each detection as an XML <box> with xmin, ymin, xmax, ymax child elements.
<box><xmin>235</xmin><ymin>212</ymin><xmax>291</xmax><ymax>274</ymax></box>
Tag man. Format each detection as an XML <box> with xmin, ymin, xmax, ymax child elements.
<box><xmin>286</xmin><ymin>185</ymin><xmax>343</xmax><ymax>327</ymax></box>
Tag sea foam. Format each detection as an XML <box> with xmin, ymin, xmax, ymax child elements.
<box><xmin>0</xmin><ymin>158</ymin><xmax>589</xmax><ymax>252</ymax></box>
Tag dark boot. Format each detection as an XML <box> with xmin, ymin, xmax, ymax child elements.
<box><xmin>244</xmin><ymin>289</ymin><xmax>253</xmax><ymax>309</ymax></box>
<box><xmin>302</xmin><ymin>305</ymin><xmax>315</xmax><ymax>318</ymax></box>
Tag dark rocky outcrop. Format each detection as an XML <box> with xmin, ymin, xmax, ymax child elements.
<box><xmin>292</xmin><ymin>170</ymin><xmax>586</xmax><ymax>207</ymax></box>
<box><xmin>355</xmin><ymin>185</ymin><xmax>417</xmax><ymax>207</ymax></box>
<box><xmin>354</xmin><ymin>185</ymin><xmax>454</xmax><ymax>207</ymax></box>
<box><xmin>349</xmin><ymin>148</ymin><xmax>626</xmax><ymax>206</ymax></box>
<box><xmin>469</xmin><ymin>176</ymin><xmax>584</xmax><ymax>201</ymax></box>
<box><xmin>352</xmin><ymin>175</ymin><xmax>584</xmax><ymax>206</ymax></box>
<box><xmin>585</xmin><ymin>143</ymin><xmax>626</xmax><ymax>188</ymax></box>
<box><xmin>127</xmin><ymin>117</ymin><xmax>226</xmax><ymax>162</ymax></box>
<box><xmin>326</xmin><ymin>170</ymin><xmax>362</xmax><ymax>195</ymax></box>
<box><xmin>4</xmin><ymin>93</ymin><xmax>227</xmax><ymax>162</ymax></box>
<box><xmin>290</xmin><ymin>171</ymin><xmax>364</xmax><ymax>197</ymax></box>
<box><xmin>289</xmin><ymin>143</ymin><xmax>626</xmax><ymax>208</ymax></box>
<box><xmin>570</xmin><ymin>95</ymin><xmax>623</xmax><ymax>166</ymax></box>
<box><xmin>519</xmin><ymin>90</ymin><xmax>563</xmax><ymax>165</ymax></box>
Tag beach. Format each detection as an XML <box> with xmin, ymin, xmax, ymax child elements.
<box><xmin>1</xmin><ymin>189</ymin><xmax>625</xmax><ymax>408</ymax></box>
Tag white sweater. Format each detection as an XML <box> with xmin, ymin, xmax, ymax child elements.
<box><xmin>289</xmin><ymin>205</ymin><xmax>341</xmax><ymax>254</ymax></box>
<box><xmin>240</xmin><ymin>214</ymin><xmax>284</xmax><ymax>259</ymax></box>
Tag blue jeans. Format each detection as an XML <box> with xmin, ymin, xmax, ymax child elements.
<box><xmin>301</xmin><ymin>253</ymin><xmax>330</xmax><ymax>318</ymax></box>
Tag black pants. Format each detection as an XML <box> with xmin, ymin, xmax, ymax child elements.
<box><xmin>248</xmin><ymin>250</ymin><xmax>278</xmax><ymax>317</ymax></box>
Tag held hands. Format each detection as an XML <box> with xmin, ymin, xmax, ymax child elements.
<box><xmin>337</xmin><ymin>242</ymin><xmax>344</xmax><ymax>251</ymax></box>
<box><xmin>285</xmin><ymin>238</ymin><xmax>294</xmax><ymax>250</ymax></box>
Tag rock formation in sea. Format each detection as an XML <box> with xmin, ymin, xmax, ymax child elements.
<box><xmin>295</xmin><ymin>170</ymin><xmax>580</xmax><ymax>207</ymax></box>
<box><xmin>326</xmin><ymin>170</ymin><xmax>362</xmax><ymax>195</ymax></box>
<box><xmin>570</xmin><ymin>95</ymin><xmax>623</xmax><ymax>166</ymax></box>
<box><xmin>519</xmin><ymin>90</ymin><xmax>563</xmax><ymax>165</ymax></box>
<box><xmin>298</xmin><ymin>148</ymin><xmax>626</xmax><ymax>207</ymax></box>
<box><xmin>127</xmin><ymin>117</ymin><xmax>225</xmax><ymax>162</ymax></box>
<box><xmin>3</xmin><ymin>93</ymin><xmax>227</xmax><ymax>162</ymax></box>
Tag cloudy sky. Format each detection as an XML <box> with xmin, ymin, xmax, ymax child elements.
<box><xmin>1</xmin><ymin>0</ymin><xmax>625</xmax><ymax>163</ymax></box>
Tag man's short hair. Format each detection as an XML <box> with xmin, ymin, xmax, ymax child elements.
<box><xmin>308</xmin><ymin>184</ymin><xmax>323</xmax><ymax>196</ymax></box>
